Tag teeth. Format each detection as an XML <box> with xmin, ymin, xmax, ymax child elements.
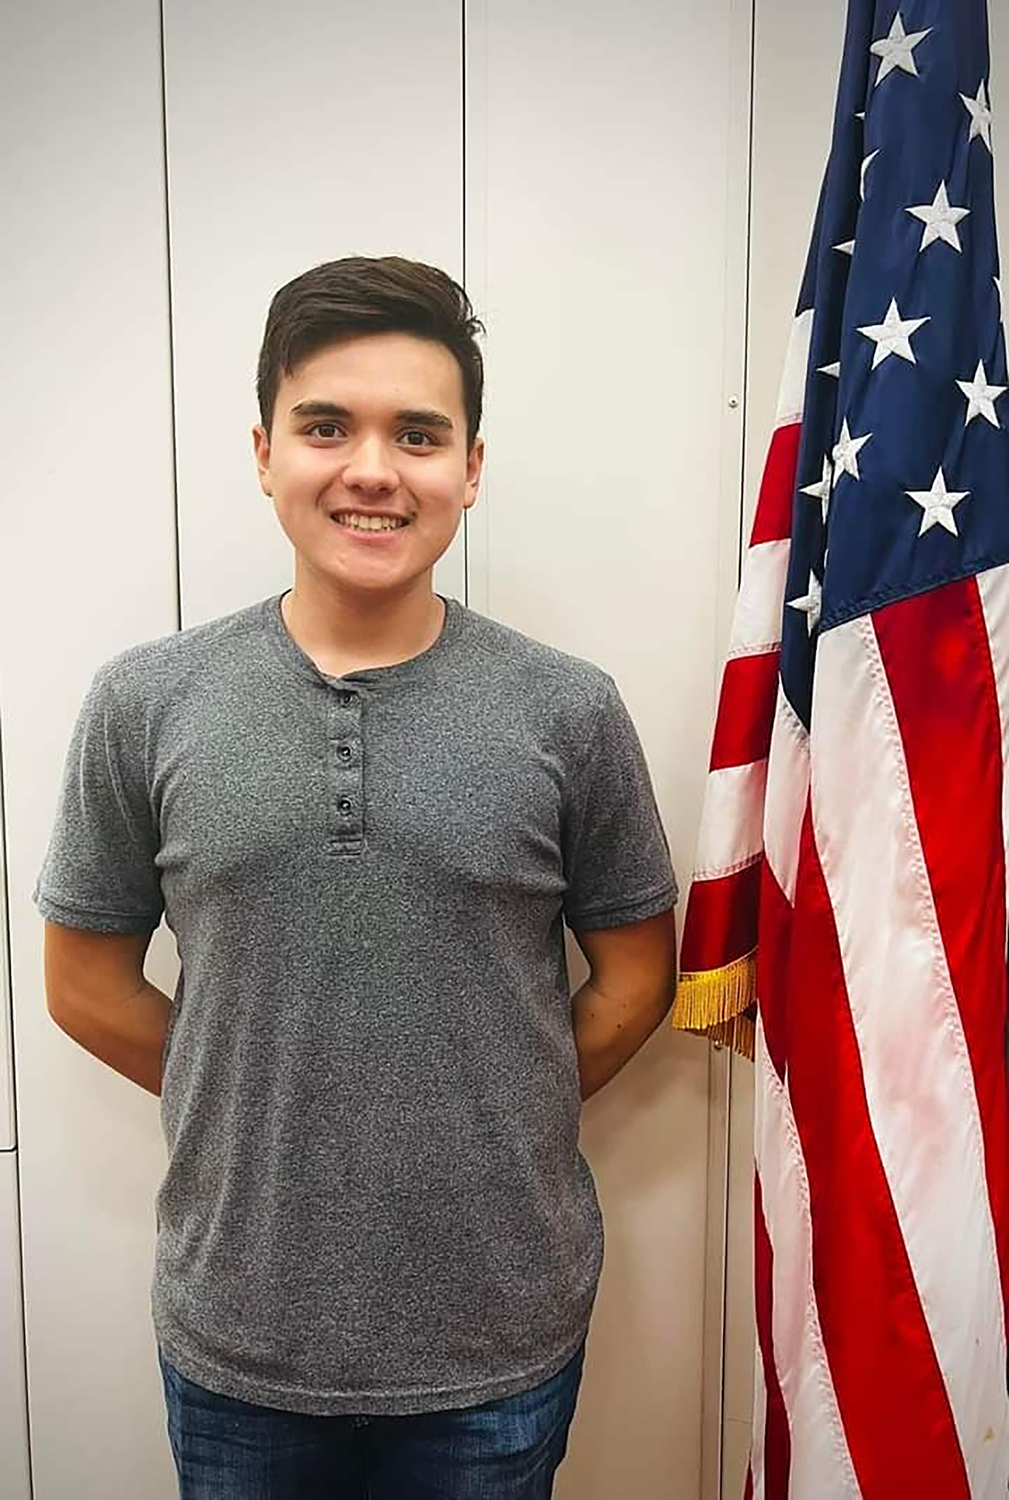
<box><xmin>335</xmin><ymin>514</ymin><xmax>405</xmax><ymax>532</ymax></box>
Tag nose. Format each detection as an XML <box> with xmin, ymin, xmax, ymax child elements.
<box><xmin>341</xmin><ymin>433</ymin><xmax>399</xmax><ymax>492</ymax></box>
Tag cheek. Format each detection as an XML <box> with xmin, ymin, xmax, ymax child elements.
<box><xmin>290</xmin><ymin>451</ymin><xmax>334</xmax><ymax>486</ymax></box>
<box><xmin>423</xmin><ymin>467</ymin><xmax>468</xmax><ymax>508</ymax></box>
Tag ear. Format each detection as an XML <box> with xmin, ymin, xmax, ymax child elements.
<box><xmin>464</xmin><ymin>436</ymin><xmax>485</xmax><ymax>505</ymax></box>
<box><xmin>252</xmin><ymin>425</ymin><xmax>273</xmax><ymax>496</ymax></box>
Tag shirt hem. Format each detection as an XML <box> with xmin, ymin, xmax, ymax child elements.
<box><xmin>564</xmin><ymin>882</ymin><xmax>679</xmax><ymax>931</ymax></box>
<box><xmin>153</xmin><ymin>1323</ymin><xmax>591</xmax><ymax>1417</ymax></box>
<box><xmin>33</xmin><ymin>889</ymin><xmax>163</xmax><ymax>933</ymax></box>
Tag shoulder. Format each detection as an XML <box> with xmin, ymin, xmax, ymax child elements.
<box><xmin>89</xmin><ymin>596</ymin><xmax>271</xmax><ymax>716</ymax></box>
<box><xmin>455</xmin><ymin>603</ymin><xmax>617</xmax><ymax>720</ymax></box>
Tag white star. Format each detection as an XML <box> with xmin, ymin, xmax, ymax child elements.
<box><xmin>834</xmin><ymin>239</ymin><xmax>856</xmax><ymax>257</ymax></box>
<box><xmin>906</xmin><ymin>180</ymin><xmax>970</xmax><ymax>253</ymax></box>
<box><xmin>858</xmin><ymin>296</ymin><xmax>930</xmax><ymax>368</ymax></box>
<box><xmin>832</xmin><ymin>418</ymin><xmax>872</xmax><ymax>484</ymax></box>
<box><xmin>906</xmin><ymin>468</ymin><xmax>969</xmax><ymax>536</ymax></box>
<box><xmin>787</xmin><ymin>571</ymin><xmax>823</xmax><ymax>634</ymax></box>
<box><xmin>861</xmin><ymin>150</ymin><xmax>881</xmax><ymax>201</ymax></box>
<box><xmin>957</xmin><ymin>359</ymin><xmax>1007</xmax><ymax>427</ymax></box>
<box><xmin>801</xmin><ymin>455</ymin><xmax>834</xmax><ymax>524</ymax></box>
<box><xmin>871</xmin><ymin>13</ymin><xmax>932</xmax><ymax>85</ymax></box>
<box><xmin>818</xmin><ymin>361</ymin><xmax>841</xmax><ymax>379</ymax></box>
<box><xmin>961</xmin><ymin>80</ymin><xmax>993</xmax><ymax>153</ymax></box>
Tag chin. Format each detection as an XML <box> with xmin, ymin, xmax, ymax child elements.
<box><xmin>311</xmin><ymin>560</ymin><xmax>432</xmax><ymax>594</ymax></box>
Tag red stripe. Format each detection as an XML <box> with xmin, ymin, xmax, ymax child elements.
<box><xmin>710</xmin><ymin>652</ymin><xmax>780</xmax><ymax>770</ymax></box>
<box><xmin>680</xmin><ymin>861</ymin><xmax>761</xmax><ymax>973</ymax></box>
<box><xmin>748</xmin><ymin>422</ymin><xmax>800</xmax><ymax>546</ymax></box>
<box><xmin>756</xmin><ymin>857</ymin><xmax>792</xmax><ymax>1083</ymax></box>
<box><xmin>743</xmin><ymin>1466</ymin><xmax>753</xmax><ymax>1500</ymax></box>
<box><xmin>785</xmin><ymin>804</ymin><xmax>968</xmax><ymax>1497</ymax></box>
<box><xmin>873</xmin><ymin>579</ymin><xmax>1009</xmax><ymax>1317</ymax></box>
<box><xmin>754</xmin><ymin>1170</ymin><xmax>791</xmax><ymax>1499</ymax></box>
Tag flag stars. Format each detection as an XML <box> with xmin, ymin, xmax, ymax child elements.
<box><xmin>906</xmin><ymin>469</ymin><xmax>970</xmax><ymax>537</ymax></box>
<box><xmin>801</xmin><ymin>456</ymin><xmax>834</xmax><ymax>525</ymax></box>
<box><xmin>957</xmin><ymin>360</ymin><xmax>1007</xmax><ymax>427</ymax></box>
<box><xmin>961</xmin><ymin>80</ymin><xmax>993</xmax><ymax>153</ymax></box>
<box><xmin>787</xmin><ymin>571</ymin><xmax>823</xmax><ymax>635</ymax></box>
<box><xmin>870</xmin><ymin>13</ymin><xmax>932</xmax><ymax>85</ymax></box>
<box><xmin>832</xmin><ymin>419</ymin><xmax>872</xmax><ymax>484</ymax></box>
<box><xmin>906</xmin><ymin>181</ymin><xmax>970</xmax><ymax>253</ymax></box>
<box><xmin>858</xmin><ymin>297</ymin><xmax>930</xmax><ymax>367</ymax></box>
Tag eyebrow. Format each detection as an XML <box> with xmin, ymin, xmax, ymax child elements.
<box><xmin>288</xmin><ymin>400</ymin><xmax>454</xmax><ymax>431</ymax></box>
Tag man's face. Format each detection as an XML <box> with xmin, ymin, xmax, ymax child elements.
<box><xmin>253</xmin><ymin>331</ymin><xmax>484</xmax><ymax>598</ymax></box>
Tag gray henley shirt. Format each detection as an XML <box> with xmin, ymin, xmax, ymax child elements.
<box><xmin>33</xmin><ymin>589</ymin><xmax>678</xmax><ymax>1416</ymax></box>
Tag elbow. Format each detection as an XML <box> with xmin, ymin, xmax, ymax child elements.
<box><xmin>46</xmin><ymin>988</ymin><xmax>80</xmax><ymax>1033</ymax></box>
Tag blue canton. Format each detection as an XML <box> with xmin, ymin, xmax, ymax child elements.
<box><xmin>781</xmin><ymin>0</ymin><xmax>1009</xmax><ymax>731</ymax></box>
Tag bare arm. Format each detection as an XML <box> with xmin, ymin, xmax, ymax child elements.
<box><xmin>43</xmin><ymin>920</ymin><xmax>171</xmax><ymax>1098</ymax></box>
<box><xmin>570</xmin><ymin>907</ymin><xmax>678</xmax><ymax>1102</ymax></box>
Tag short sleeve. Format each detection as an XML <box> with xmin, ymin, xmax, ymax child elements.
<box><xmin>561</xmin><ymin>674</ymin><xmax>679</xmax><ymax>930</ymax></box>
<box><xmin>32</xmin><ymin>666</ymin><xmax>165</xmax><ymax>934</ymax></box>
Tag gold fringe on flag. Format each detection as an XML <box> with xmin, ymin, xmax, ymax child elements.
<box><xmin>669</xmin><ymin>951</ymin><xmax>757</xmax><ymax>1060</ymax></box>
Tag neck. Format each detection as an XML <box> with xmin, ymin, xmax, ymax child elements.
<box><xmin>281</xmin><ymin>569</ymin><xmax>446</xmax><ymax>676</ymax></box>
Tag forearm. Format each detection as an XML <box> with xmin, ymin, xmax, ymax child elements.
<box><xmin>49</xmin><ymin>978</ymin><xmax>172</xmax><ymax>1098</ymax></box>
<box><xmin>571</xmin><ymin>977</ymin><xmax>669</xmax><ymax>1101</ymax></box>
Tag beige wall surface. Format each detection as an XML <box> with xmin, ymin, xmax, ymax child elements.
<box><xmin>474</xmin><ymin>6</ymin><xmax>751</xmax><ymax>1490</ymax></box>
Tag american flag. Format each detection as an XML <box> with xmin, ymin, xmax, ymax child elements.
<box><xmin>670</xmin><ymin>2</ymin><xmax>1009</xmax><ymax>1493</ymax></box>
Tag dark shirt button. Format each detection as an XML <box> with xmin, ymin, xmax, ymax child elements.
<box><xmin>337</xmin><ymin>690</ymin><xmax>354</xmax><ymax>705</ymax></box>
<box><xmin>338</xmin><ymin>745</ymin><xmax>352</xmax><ymax>761</ymax></box>
<box><xmin>337</xmin><ymin>798</ymin><xmax>352</xmax><ymax>815</ymax></box>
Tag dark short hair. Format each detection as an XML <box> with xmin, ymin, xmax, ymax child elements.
<box><xmin>256</xmin><ymin>255</ymin><xmax>485</xmax><ymax>452</ymax></box>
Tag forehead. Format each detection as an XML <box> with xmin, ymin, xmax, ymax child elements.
<box><xmin>281</xmin><ymin>331</ymin><xmax>464</xmax><ymax>412</ymax></box>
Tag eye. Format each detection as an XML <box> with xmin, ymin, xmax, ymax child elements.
<box><xmin>306</xmin><ymin>422</ymin><xmax>437</xmax><ymax>447</ymax></box>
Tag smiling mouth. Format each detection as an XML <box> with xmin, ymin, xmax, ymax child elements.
<box><xmin>331</xmin><ymin>513</ymin><xmax>410</xmax><ymax>533</ymax></box>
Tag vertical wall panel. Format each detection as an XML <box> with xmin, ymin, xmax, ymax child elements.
<box><xmin>725</xmin><ymin>6</ymin><xmax>1009</xmax><ymax>1494</ymax></box>
<box><xmin>0</xmin><ymin>2</ymin><xmax>179</xmax><ymax>1495</ymax></box>
<box><xmin>465</xmin><ymin>3</ymin><xmax>748</xmax><ymax>1495</ymax></box>
<box><xmin>164</xmin><ymin>0</ymin><xmax>466</xmax><ymax>627</ymax></box>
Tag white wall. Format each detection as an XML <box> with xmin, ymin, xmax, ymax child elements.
<box><xmin>721</xmin><ymin>4</ymin><xmax>1009</xmax><ymax>1495</ymax></box>
<box><xmin>0</xmin><ymin>3</ymin><xmax>180</xmax><ymax>1496</ymax></box>
<box><xmin>0</xmin><ymin>2</ymin><xmax>750</xmax><ymax>1497</ymax></box>
<box><xmin>463</xmin><ymin>5</ymin><xmax>749</xmax><ymax>1492</ymax></box>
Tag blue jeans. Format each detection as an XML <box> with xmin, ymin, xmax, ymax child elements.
<box><xmin>157</xmin><ymin>1341</ymin><xmax>586</xmax><ymax>1499</ymax></box>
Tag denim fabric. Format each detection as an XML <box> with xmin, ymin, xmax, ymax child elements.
<box><xmin>158</xmin><ymin>1340</ymin><xmax>586</xmax><ymax>1499</ymax></box>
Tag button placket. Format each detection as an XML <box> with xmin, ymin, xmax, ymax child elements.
<box><xmin>327</xmin><ymin>687</ymin><xmax>364</xmax><ymax>850</ymax></box>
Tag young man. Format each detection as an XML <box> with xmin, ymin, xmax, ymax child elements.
<box><xmin>34</xmin><ymin>256</ymin><xmax>679</xmax><ymax>1499</ymax></box>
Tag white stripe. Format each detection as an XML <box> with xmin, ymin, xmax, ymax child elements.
<box><xmin>977</xmin><ymin>563</ymin><xmax>1009</xmax><ymax>949</ymax></box>
<box><xmin>728</xmin><ymin>540</ymin><xmax>790</xmax><ymax>658</ymax></box>
<box><xmin>812</xmin><ymin>617</ymin><xmax>1009</xmax><ymax>1496</ymax></box>
<box><xmin>774</xmin><ymin>307</ymin><xmax>814</xmax><ymax>428</ymax></box>
<box><xmin>754</xmin><ymin>1018</ymin><xmax>861</xmax><ymax>1500</ymax></box>
<box><xmin>751</xmin><ymin>1323</ymin><xmax>767</xmax><ymax>1500</ymax></box>
<box><xmin>693</xmin><ymin>761</ymin><xmax>766</xmax><ymax>880</ymax></box>
<box><xmin>763</xmin><ymin>684</ymin><xmax>809</xmax><ymax>904</ymax></box>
